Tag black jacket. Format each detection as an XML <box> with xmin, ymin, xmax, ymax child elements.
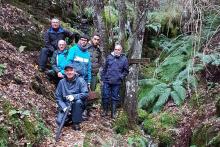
<box><xmin>44</xmin><ymin>27</ymin><xmax>75</xmax><ymax>51</ymax></box>
<box><xmin>87</xmin><ymin>44</ymin><xmax>102</xmax><ymax>75</ymax></box>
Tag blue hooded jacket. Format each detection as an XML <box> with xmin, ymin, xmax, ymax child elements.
<box><xmin>55</xmin><ymin>75</ymin><xmax>88</xmax><ymax>111</ymax></box>
<box><xmin>51</xmin><ymin>49</ymin><xmax>68</xmax><ymax>74</ymax></box>
<box><xmin>101</xmin><ymin>52</ymin><xmax>129</xmax><ymax>84</ymax></box>
<box><xmin>67</xmin><ymin>44</ymin><xmax>91</xmax><ymax>84</ymax></box>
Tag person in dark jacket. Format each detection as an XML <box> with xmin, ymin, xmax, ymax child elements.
<box><xmin>87</xmin><ymin>34</ymin><xmax>102</xmax><ymax>91</ymax></box>
<box><xmin>101</xmin><ymin>44</ymin><xmax>129</xmax><ymax>118</ymax></box>
<box><xmin>46</xmin><ymin>40</ymin><xmax>68</xmax><ymax>84</ymax></box>
<box><xmin>38</xmin><ymin>18</ymin><xmax>76</xmax><ymax>72</ymax></box>
<box><xmin>56</xmin><ymin>64</ymin><xmax>88</xmax><ymax>130</ymax></box>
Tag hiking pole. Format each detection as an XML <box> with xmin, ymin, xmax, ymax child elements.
<box><xmin>55</xmin><ymin>101</ymin><xmax>73</xmax><ymax>142</ymax></box>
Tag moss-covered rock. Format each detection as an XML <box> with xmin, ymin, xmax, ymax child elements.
<box><xmin>191</xmin><ymin>117</ymin><xmax>220</xmax><ymax>146</ymax></box>
<box><xmin>143</xmin><ymin>112</ymin><xmax>180</xmax><ymax>146</ymax></box>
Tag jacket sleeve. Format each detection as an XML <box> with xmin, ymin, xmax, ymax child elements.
<box><xmin>87</xmin><ymin>57</ymin><xmax>92</xmax><ymax>84</ymax></box>
<box><xmin>44</xmin><ymin>31</ymin><xmax>55</xmax><ymax>51</ymax></box>
<box><xmin>67</xmin><ymin>47</ymin><xmax>75</xmax><ymax>64</ymax></box>
<box><xmin>121</xmin><ymin>57</ymin><xmax>129</xmax><ymax>79</ymax></box>
<box><xmin>51</xmin><ymin>51</ymin><xmax>60</xmax><ymax>73</ymax></box>
<box><xmin>55</xmin><ymin>81</ymin><xmax>67</xmax><ymax>110</ymax></box>
<box><xmin>73</xmin><ymin>78</ymin><xmax>89</xmax><ymax>101</ymax></box>
<box><xmin>101</xmin><ymin>56</ymin><xmax>108</xmax><ymax>81</ymax></box>
<box><xmin>64</xmin><ymin>29</ymin><xmax>77</xmax><ymax>44</ymax></box>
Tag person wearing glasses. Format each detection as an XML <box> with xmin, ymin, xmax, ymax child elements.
<box><xmin>101</xmin><ymin>44</ymin><xmax>129</xmax><ymax>118</ymax></box>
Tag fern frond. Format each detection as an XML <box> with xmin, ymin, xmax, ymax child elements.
<box><xmin>138</xmin><ymin>78</ymin><xmax>161</xmax><ymax>86</ymax></box>
<box><xmin>138</xmin><ymin>83</ymin><xmax>168</xmax><ymax>108</ymax></box>
<box><xmin>170</xmin><ymin>91</ymin><xmax>182</xmax><ymax>105</ymax></box>
<box><xmin>153</xmin><ymin>88</ymin><xmax>171</xmax><ymax>112</ymax></box>
<box><xmin>172</xmin><ymin>84</ymin><xmax>186</xmax><ymax>101</ymax></box>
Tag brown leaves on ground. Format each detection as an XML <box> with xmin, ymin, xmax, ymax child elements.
<box><xmin>0</xmin><ymin>39</ymin><xmax>127</xmax><ymax>146</ymax></box>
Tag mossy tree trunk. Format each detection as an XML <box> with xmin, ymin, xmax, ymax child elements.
<box><xmin>91</xmin><ymin>0</ymin><xmax>109</xmax><ymax>62</ymax></box>
<box><xmin>124</xmin><ymin>0</ymin><xmax>148</xmax><ymax>128</ymax></box>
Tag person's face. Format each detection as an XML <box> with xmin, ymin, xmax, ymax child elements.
<box><xmin>58</xmin><ymin>41</ymin><xmax>66</xmax><ymax>51</ymax></box>
<box><xmin>51</xmin><ymin>19</ymin><xmax>60</xmax><ymax>29</ymax></box>
<box><xmin>65</xmin><ymin>68</ymin><xmax>75</xmax><ymax>79</ymax></box>
<box><xmin>91</xmin><ymin>35</ymin><xmax>100</xmax><ymax>46</ymax></box>
<box><xmin>114</xmin><ymin>46</ymin><xmax>122</xmax><ymax>56</ymax></box>
<box><xmin>79</xmin><ymin>38</ymin><xmax>88</xmax><ymax>47</ymax></box>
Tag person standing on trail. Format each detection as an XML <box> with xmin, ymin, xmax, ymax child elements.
<box><xmin>67</xmin><ymin>34</ymin><xmax>91</xmax><ymax>86</ymax></box>
<box><xmin>56</xmin><ymin>64</ymin><xmax>88</xmax><ymax>131</ymax></box>
<box><xmin>101</xmin><ymin>44</ymin><xmax>129</xmax><ymax>118</ymax></box>
<box><xmin>38</xmin><ymin>18</ymin><xmax>77</xmax><ymax>72</ymax></box>
<box><xmin>46</xmin><ymin>40</ymin><xmax>68</xmax><ymax>84</ymax></box>
<box><xmin>87</xmin><ymin>34</ymin><xmax>102</xmax><ymax>91</ymax></box>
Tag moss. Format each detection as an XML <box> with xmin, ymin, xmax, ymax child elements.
<box><xmin>0</xmin><ymin>126</ymin><xmax>8</xmax><ymax>147</ymax></box>
<box><xmin>127</xmin><ymin>134</ymin><xmax>148</xmax><ymax>146</ymax></box>
<box><xmin>23</xmin><ymin>117</ymin><xmax>36</xmax><ymax>143</ymax></box>
<box><xmin>113</xmin><ymin>111</ymin><xmax>129</xmax><ymax>135</ymax></box>
<box><xmin>137</xmin><ymin>109</ymin><xmax>149</xmax><ymax>123</ymax></box>
<box><xmin>191</xmin><ymin>118</ymin><xmax>220</xmax><ymax>146</ymax></box>
<box><xmin>143</xmin><ymin>112</ymin><xmax>180</xmax><ymax>146</ymax></box>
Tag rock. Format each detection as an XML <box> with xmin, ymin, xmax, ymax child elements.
<box><xmin>0</xmin><ymin>3</ymin><xmax>44</xmax><ymax>51</ymax></box>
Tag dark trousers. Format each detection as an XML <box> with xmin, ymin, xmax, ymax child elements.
<box><xmin>56</xmin><ymin>99</ymin><xmax>84</xmax><ymax>125</ymax></box>
<box><xmin>38</xmin><ymin>48</ymin><xmax>53</xmax><ymax>69</ymax></box>
<box><xmin>102</xmin><ymin>82</ymin><xmax>121</xmax><ymax>105</ymax></box>
<box><xmin>90</xmin><ymin>75</ymin><xmax>97</xmax><ymax>91</ymax></box>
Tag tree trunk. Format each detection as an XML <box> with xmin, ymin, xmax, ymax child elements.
<box><xmin>124</xmin><ymin>0</ymin><xmax>147</xmax><ymax>128</ymax></box>
<box><xmin>91</xmin><ymin>0</ymin><xmax>109</xmax><ymax>62</ymax></box>
<box><xmin>117</xmin><ymin>0</ymin><xmax>127</xmax><ymax>48</ymax></box>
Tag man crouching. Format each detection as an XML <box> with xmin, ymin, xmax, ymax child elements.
<box><xmin>55</xmin><ymin>64</ymin><xmax>88</xmax><ymax>131</ymax></box>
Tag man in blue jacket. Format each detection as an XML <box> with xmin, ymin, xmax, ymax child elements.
<box><xmin>67</xmin><ymin>35</ymin><xmax>91</xmax><ymax>86</ymax></box>
<box><xmin>101</xmin><ymin>44</ymin><xmax>129</xmax><ymax>118</ymax></box>
<box><xmin>56</xmin><ymin>64</ymin><xmax>88</xmax><ymax>130</ymax></box>
<box><xmin>38</xmin><ymin>18</ymin><xmax>77</xmax><ymax>72</ymax></box>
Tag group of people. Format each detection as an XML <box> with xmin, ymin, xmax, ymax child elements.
<box><xmin>38</xmin><ymin>18</ymin><xmax>129</xmax><ymax>131</ymax></box>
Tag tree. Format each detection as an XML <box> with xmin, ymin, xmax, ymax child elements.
<box><xmin>124</xmin><ymin>0</ymin><xmax>148</xmax><ymax>128</ymax></box>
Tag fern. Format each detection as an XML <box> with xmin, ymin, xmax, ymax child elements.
<box><xmin>170</xmin><ymin>91</ymin><xmax>182</xmax><ymax>105</ymax></box>
<box><xmin>153</xmin><ymin>88</ymin><xmax>171</xmax><ymax>112</ymax></box>
<box><xmin>138</xmin><ymin>83</ymin><xmax>167</xmax><ymax>108</ymax></box>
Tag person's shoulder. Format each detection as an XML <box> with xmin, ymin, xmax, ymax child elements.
<box><xmin>76</xmin><ymin>76</ymin><xmax>86</xmax><ymax>83</ymax></box>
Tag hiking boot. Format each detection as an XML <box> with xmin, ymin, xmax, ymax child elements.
<box><xmin>72</xmin><ymin>123</ymin><xmax>81</xmax><ymax>131</ymax></box>
<box><xmin>101</xmin><ymin>103</ymin><xmax>108</xmax><ymax>117</ymax></box>
<box><xmin>111</xmin><ymin>101</ymin><xmax>117</xmax><ymax>119</ymax></box>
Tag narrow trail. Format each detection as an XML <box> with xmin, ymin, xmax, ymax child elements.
<box><xmin>0</xmin><ymin>39</ymin><xmax>118</xmax><ymax>147</ymax></box>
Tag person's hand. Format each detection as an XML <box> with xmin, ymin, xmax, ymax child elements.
<box><xmin>66</xmin><ymin>95</ymin><xmax>75</xmax><ymax>101</ymax></box>
<box><xmin>57</xmin><ymin>72</ymin><xmax>64</xmax><ymax>78</ymax></box>
<box><xmin>63</xmin><ymin>107</ymin><xmax>67</xmax><ymax>112</ymax></box>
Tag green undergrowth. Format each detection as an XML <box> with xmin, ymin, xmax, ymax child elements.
<box><xmin>1</xmin><ymin>100</ymin><xmax>51</xmax><ymax>146</ymax></box>
<box><xmin>139</xmin><ymin>109</ymin><xmax>180</xmax><ymax>146</ymax></box>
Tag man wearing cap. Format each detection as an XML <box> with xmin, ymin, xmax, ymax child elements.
<box><xmin>67</xmin><ymin>34</ymin><xmax>91</xmax><ymax>86</ymax></box>
<box><xmin>55</xmin><ymin>64</ymin><xmax>88</xmax><ymax>130</ymax></box>
<box><xmin>38</xmin><ymin>18</ymin><xmax>77</xmax><ymax>72</ymax></box>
